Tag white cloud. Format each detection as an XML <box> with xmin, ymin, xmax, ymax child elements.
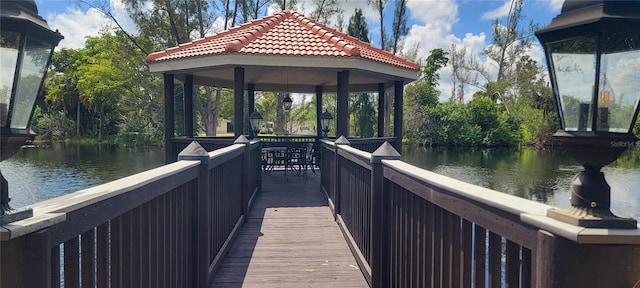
<box><xmin>548</xmin><ymin>0</ymin><xmax>564</xmax><ymax>13</ymax></box>
<box><xmin>481</xmin><ymin>0</ymin><xmax>512</xmax><ymax>20</ymax></box>
<box><xmin>46</xmin><ymin>0</ymin><xmax>137</xmax><ymax>49</ymax></box>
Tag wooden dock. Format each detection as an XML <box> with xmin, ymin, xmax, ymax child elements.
<box><xmin>210</xmin><ymin>170</ymin><xmax>369</xmax><ymax>287</ymax></box>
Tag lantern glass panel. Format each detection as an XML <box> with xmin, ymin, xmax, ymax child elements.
<box><xmin>11</xmin><ymin>36</ymin><xmax>53</xmax><ymax>129</ymax></box>
<box><xmin>548</xmin><ymin>36</ymin><xmax>596</xmax><ymax>131</ymax></box>
<box><xmin>599</xmin><ymin>32</ymin><xmax>640</xmax><ymax>133</ymax></box>
<box><xmin>0</xmin><ymin>31</ymin><xmax>21</xmax><ymax>127</ymax></box>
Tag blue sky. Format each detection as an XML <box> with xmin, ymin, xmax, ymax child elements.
<box><xmin>35</xmin><ymin>0</ymin><xmax>564</xmax><ymax>101</ymax></box>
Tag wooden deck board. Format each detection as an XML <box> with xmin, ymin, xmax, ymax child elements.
<box><xmin>210</xmin><ymin>172</ymin><xmax>368</xmax><ymax>288</ymax></box>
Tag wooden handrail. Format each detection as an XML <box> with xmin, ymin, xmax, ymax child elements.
<box><xmin>321</xmin><ymin>138</ymin><xmax>640</xmax><ymax>288</ymax></box>
<box><xmin>1</xmin><ymin>140</ymin><xmax>262</xmax><ymax>288</ymax></box>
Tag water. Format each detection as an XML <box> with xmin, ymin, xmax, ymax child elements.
<box><xmin>402</xmin><ymin>146</ymin><xmax>640</xmax><ymax>220</ymax></box>
<box><xmin>0</xmin><ymin>143</ymin><xmax>165</xmax><ymax>209</ymax></box>
<box><xmin>2</xmin><ymin>144</ymin><xmax>639</xmax><ymax>220</ymax></box>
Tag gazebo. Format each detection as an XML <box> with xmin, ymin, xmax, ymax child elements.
<box><xmin>146</xmin><ymin>10</ymin><xmax>420</xmax><ymax>162</ymax></box>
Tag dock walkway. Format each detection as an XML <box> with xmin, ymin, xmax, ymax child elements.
<box><xmin>210</xmin><ymin>170</ymin><xmax>368</xmax><ymax>287</ymax></box>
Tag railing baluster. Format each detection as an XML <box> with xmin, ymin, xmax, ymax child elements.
<box><xmin>433</xmin><ymin>205</ymin><xmax>443</xmax><ymax>288</ymax></box>
<box><xmin>51</xmin><ymin>245</ymin><xmax>61</xmax><ymax>288</ymax></box>
<box><xmin>506</xmin><ymin>240</ymin><xmax>520</xmax><ymax>288</ymax></box>
<box><xmin>141</xmin><ymin>203</ymin><xmax>150</xmax><ymax>288</ymax></box>
<box><xmin>422</xmin><ymin>201</ymin><xmax>432</xmax><ymax>287</ymax></box>
<box><xmin>64</xmin><ymin>237</ymin><xmax>80</xmax><ymax>288</ymax></box>
<box><xmin>462</xmin><ymin>219</ymin><xmax>473</xmax><ymax>287</ymax></box>
<box><xmin>474</xmin><ymin>225</ymin><xmax>486</xmax><ymax>288</ymax></box>
<box><xmin>442</xmin><ymin>211</ymin><xmax>452</xmax><ymax>288</ymax></box>
<box><xmin>121</xmin><ymin>211</ymin><xmax>132</xmax><ymax>287</ymax></box>
<box><xmin>411</xmin><ymin>193</ymin><xmax>420</xmax><ymax>288</ymax></box>
<box><xmin>521</xmin><ymin>248</ymin><xmax>532</xmax><ymax>288</ymax></box>
<box><xmin>158</xmin><ymin>194</ymin><xmax>167</xmax><ymax>288</ymax></box>
<box><xmin>81</xmin><ymin>228</ymin><xmax>95</xmax><ymax>288</ymax></box>
<box><xmin>96</xmin><ymin>222</ymin><xmax>108</xmax><ymax>288</ymax></box>
<box><xmin>488</xmin><ymin>232</ymin><xmax>502</xmax><ymax>288</ymax></box>
<box><xmin>110</xmin><ymin>217</ymin><xmax>122</xmax><ymax>288</ymax></box>
<box><xmin>452</xmin><ymin>214</ymin><xmax>462</xmax><ymax>288</ymax></box>
<box><xmin>130</xmin><ymin>208</ymin><xmax>140</xmax><ymax>287</ymax></box>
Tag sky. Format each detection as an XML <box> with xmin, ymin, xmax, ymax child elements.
<box><xmin>34</xmin><ymin>0</ymin><xmax>564</xmax><ymax>101</ymax></box>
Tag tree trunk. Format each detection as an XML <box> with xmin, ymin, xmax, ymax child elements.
<box><xmin>76</xmin><ymin>100</ymin><xmax>80</xmax><ymax>136</ymax></box>
<box><xmin>98</xmin><ymin>102</ymin><xmax>103</xmax><ymax>143</ymax></box>
<box><xmin>384</xmin><ymin>92</ymin><xmax>391</xmax><ymax>137</ymax></box>
<box><xmin>203</xmin><ymin>87</ymin><xmax>216</xmax><ymax>136</ymax></box>
<box><xmin>212</xmin><ymin>88</ymin><xmax>221</xmax><ymax>135</ymax></box>
<box><xmin>275</xmin><ymin>92</ymin><xmax>285</xmax><ymax>135</ymax></box>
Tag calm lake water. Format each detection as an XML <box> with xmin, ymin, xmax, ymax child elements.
<box><xmin>1</xmin><ymin>143</ymin><xmax>165</xmax><ymax>208</ymax></box>
<box><xmin>2</xmin><ymin>143</ymin><xmax>639</xmax><ymax>219</ymax></box>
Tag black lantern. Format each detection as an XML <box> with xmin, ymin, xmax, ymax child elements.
<box><xmin>282</xmin><ymin>95</ymin><xmax>293</xmax><ymax>111</ymax></box>
<box><xmin>536</xmin><ymin>0</ymin><xmax>640</xmax><ymax>229</ymax></box>
<box><xmin>249</xmin><ymin>111</ymin><xmax>263</xmax><ymax>139</ymax></box>
<box><xmin>1</xmin><ymin>0</ymin><xmax>63</xmax><ymax>224</ymax></box>
<box><xmin>319</xmin><ymin>109</ymin><xmax>333</xmax><ymax>138</ymax></box>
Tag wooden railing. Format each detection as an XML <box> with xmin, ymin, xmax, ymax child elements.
<box><xmin>170</xmin><ymin>137</ymin><xmax>236</xmax><ymax>162</ymax></box>
<box><xmin>1</xmin><ymin>137</ymin><xmax>261</xmax><ymax>288</ymax></box>
<box><xmin>349</xmin><ymin>137</ymin><xmax>397</xmax><ymax>153</ymax></box>
<box><xmin>321</xmin><ymin>138</ymin><xmax>640</xmax><ymax>288</ymax></box>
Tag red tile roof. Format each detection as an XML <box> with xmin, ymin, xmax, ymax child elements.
<box><xmin>146</xmin><ymin>10</ymin><xmax>420</xmax><ymax>71</ymax></box>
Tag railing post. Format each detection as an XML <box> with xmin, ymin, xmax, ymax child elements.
<box><xmin>178</xmin><ymin>141</ymin><xmax>211</xmax><ymax>288</ymax></box>
<box><xmin>1</xmin><ymin>229</ymin><xmax>52</xmax><ymax>288</ymax></box>
<box><xmin>234</xmin><ymin>135</ymin><xmax>251</xmax><ymax>221</ymax></box>
<box><xmin>535</xmin><ymin>229</ymin><xmax>640</xmax><ymax>288</ymax></box>
<box><xmin>333</xmin><ymin>136</ymin><xmax>350</xmax><ymax>220</ymax></box>
<box><xmin>370</xmin><ymin>142</ymin><xmax>401</xmax><ymax>288</ymax></box>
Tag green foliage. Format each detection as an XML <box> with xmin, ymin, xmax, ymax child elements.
<box><xmin>350</xmin><ymin>93</ymin><xmax>376</xmax><ymax>137</ymax></box>
<box><xmin>422</xmin><ymin>102</ymin><xmax>481</xmax><ymax>146</ymax></box>
<box><xmin>32</xmin><ymin>106</ymin><xmax>75</xmax><ymax>140</ymax></box>
<box><xmin>469</xmin><ymin>96</ymin><xmax>499</xmax><ymax>132</ymax></box>
<box><xmin>42</xmin><ymin>30</ymin><xmax>162</xmax><ymax>144</ymax></box>
<box><xmin>420</xmin><ymin>48</ymin><xmax>449</xmax><ymax>86</ymax></box>
<box><xmin>347</xmin><ymin>8</ymin><xmax>369</xmax><ymax>43</ymax></box>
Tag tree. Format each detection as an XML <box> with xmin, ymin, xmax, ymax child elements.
<box><xmin>346</xmin><ymin>9</ymin><xmax>375</xmax><ymax>137</ymax></box>
<box><xmin>347</xmin><ymin>9</ymin><xmax>369</xmax><ymax>43</ymax></box>
<box><xmin>122</xmin><ymin>0</ymin><xmax>208</xmax><ymax>48</ymax></box>
<box><xmin>467</xmin><ymin>0</ymin><xmax>541</xmax><ymax>106</ymax></box>
<box><xmin>75</xmin><ymin>33</ymin><xmax>133</xmax><ymax>141</ymax></box>
<box><xmin>448</xmin><ymin>43</ymin><xmax>474</xmax><ymax>103</ymax></box>
<box><xmin>309</xmin><ymin>0</ymin><xmax>343</xmax><ymax>25</ymax></box>
<box><xmin>351</xmin><ymin>94</ymin><xmax>375</xmax><ymax>137</ymax></box>
<box><xmin>405</xmin><ymin>49</ymin><xmax>445</xmax><ymax>144</ymax></box>
<box><xmin>46</xmin><ymin>48</ymin><xmax>83</xmax><ymax>136</ymax></box>
<box><xmin>390</xmin><ymin>0</ymin><xmax>408</xmax><ymax>54</ymax></box>
<box><xmin>420</xmin><ymin>48</ymin><xmax>449</xmax><ymax>86</ymax></box>
<box><xmin>368</xmin><ymin>0</ymin><xmax>388</xmax><ymax>49</ymax></box>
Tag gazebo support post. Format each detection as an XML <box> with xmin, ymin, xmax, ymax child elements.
<box><xmin>316</xmin><ymin>85</ymin><xmax>323</xmax><ymax>138</ymax></box>
<box><xmin>164</xmin><ymin>73</ymin><xmax>175</xmax><ymax>164</ymax></box>
<box><xmin>248</xmin><ymin>83</ymin><xmax>255</xmax><ymax>137</ymax></box>
<box><xmin>184</xmin><ymin>74</ymin><xmax>194</xmax><ymax>137</ymax></box>
<box><xmin>234</xmin><ymin>67</ymin><xmax>245</xmax><ymax>138</ymax></box>
<box><xmin>377</xmin><ymin>83</ymin><xmax>385</xmax><ymax>137</ymax></box>
<box><xmin>337</xmin><ymin>70</ymin><xmax>349</xmax><ymax>137</ymax></box>
<box><xmin>393</xmin><ymin>80</ymin><xmax>404</xmax><ymax>154</ymax></box>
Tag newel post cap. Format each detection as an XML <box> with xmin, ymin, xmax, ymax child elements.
<box><xmin>371</xmin><ymin>141</ymin><xmax>401</xmax><ymax>163</ymax></box>
<box><xmin>178</xmin><ymin>141</ymin><xmax>210</xmax><ymax>164</ymax></box>
<box><xmin>335</xmin><ymin>136</ymin><xmax>350</xmax><ymax>145</ymax></box>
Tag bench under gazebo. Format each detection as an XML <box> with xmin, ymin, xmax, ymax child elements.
<box><xmin>145</xmin><ymin>10</ymin><xmax>420</xmax><ymax>162</ymax></box>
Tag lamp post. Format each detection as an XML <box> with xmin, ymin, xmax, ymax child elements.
<box><xmin>536</xmin><ymin>0</ymin><xmax>640</xmax><ymax>229</ymax></box>
<box><xmin>1</xmin><ymin>0</ymin><xmax>63</xmax><ymax>224</ymax></box>
<box><xmin>249</xmin><ymin>111</ymin><xmax>263</xmax><ymax>139</ymax></box>
<box><xmin>319</xmin><ymin>109</ymin><xmax>333</xmax><ymax>138</ymax></box>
